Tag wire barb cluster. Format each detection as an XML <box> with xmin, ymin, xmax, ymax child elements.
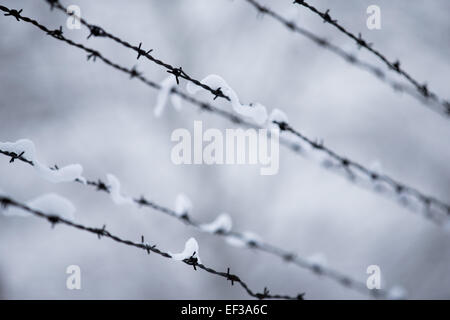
<box><xmin>1</xmin><ymin>148</ymin><xmax>387</xmax><ymax>298</ymax></box>
<box><xmin>0</xmin><ymin>195</ymin><xmax>303</xmax><ymax>300</ymax></box>
<box><xmin>1</xmin><ymin>5</ymin><xmax>448</xmax><ymax>225</ymax></box>
<box><xmin>244</xmin><ymin>0</ymin><xmax>450</xmax><ymax>118</ymax></box>
<box><xmin>292</xmin><ymin>0</ymin><xmax>450</xmax><ymax>116</ymax></box>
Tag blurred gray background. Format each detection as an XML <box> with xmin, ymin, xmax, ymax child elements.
<box><xmin>0</xmin><ymin>0</ymin><xmax>449</xmax><ymax>299</ymax></box>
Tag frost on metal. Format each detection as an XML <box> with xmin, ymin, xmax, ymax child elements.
<box><xmin>187</xmin><ymin>74</ymin><xmax>268</xmax><ymax>125</ymax></box>
<box><xmin>0</xmin><ymin>139</ymin><xmax>85</xmax><ymax>183</ymax></box>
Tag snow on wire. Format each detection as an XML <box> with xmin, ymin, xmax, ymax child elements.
<box><xmin>44</xmin><ymin>0</ymin><xmax>231</xmax><ymax>102</ymax></box>
<box><xmin>43</xmin><ymin>0</ymin><xmax>449</xmax><ymax>119</ymax></box>
<box><xmin>292</xmin><ymin>0</ymin><xmax>450</xmax><ymax>117</ymax></box>
<box><xmin>1</xmin><ymin>5</ymin><xmax>449</xmax><ymax>225</ymax></box>
<box><xmin>0</xmin><ymin>194</ymin><xmax>304</xmax><ymax>300</ymax></box>
<box><xmin>0</xmin><ymin>140</ymin><xmax>398</xmax><ymax>299</ymax></box>
<box><xmin>243</xmin><ymin>0</ymin><xmax>450</xmax><ymax>119</ymax></box>
<box><xmin>33</xmin><ymin>2</ymin><xmax>450</xmax><ymax>221</ymax></box>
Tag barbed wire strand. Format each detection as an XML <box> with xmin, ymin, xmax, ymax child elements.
<box><xmin>45</xmin><ymin>0</ymin><xmax>448</xmax><ymax>118</ymax></box>
<box><xmin>0</xmin><ymin>195</ymin><xmax>304</xmax><ymax>300</ymax></box>
<box><xmin>0</xmin><ymin>5</ymin><xmax>244</xmax><ymax>120</ymax></box>
<box><xmin>0</xmin><ymin>149</ymin><xmax>388</xmax><ymax>299</ymax></box>
<box><xmin>44</xmin><ymin>0</ymin><xmax>230</xmax><ymax>102</ymax></box>
<box><xmin>1</xmin><ymin>6</ymin><xmax>449</xmax><ymax>224</ymax></box>
<box><xmin>274</xmin><ymin>121</ymin><xmax>450</xmax><ymax>222</ymax></box>
<box><xmin>243</xmin><ymin>0</ymin><xmax>450</xmax><ymax>118</ymax></box>
<box><xmin>31</xmin><ymin>0</ymin><xmax>450</xmax><ymax>220</ymax></box>
<box><xmin>33</xmin><ymin>1</ymin><xmax>450</xmax><ymax>220</ymax></box>
<box><xmin>292</xmin><ymin>0</ymin><xmax>449</xmax><ymax>116</ymax></box>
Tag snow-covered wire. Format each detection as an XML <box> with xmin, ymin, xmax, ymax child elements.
<box><xmin>43</xmin><ymin>0</ymin><xmax>449</xmax><ymax>120</ymax></box>
<box><xmin>44</xmin><ymin>0</ymin><xmax>231</xmax><ymax>102</ymax></box>
<box><xmin>275</xmin><ymin>121</ymin><xmax>450</xmax><ymax>223</ymax></box>
<box><xmin>12</xmin><ymin>3</ymin><xmax>446</xmax><ymax>222</ymax></box>
<box><xmin>0</xmin><ymin>194</ymin><xmax>304</xmax><ymax>300</ymax></box>
<box><xmin>1</xmin><ymin>7</ymin><xmax>448</xmax><ymax>223</ymax></box>
<box><xmin>242</xmin><ymin>0</ymin><xmax>450</xmax><ymax>118</ymax></box>
<box><xmin>291</xmin><ymin>0</ymin><xmax>449</xmax><ymax>116</ymax></box>
<box><xmin>0</xmin><ymin>145</ymin><xmax>396</xmax><ymax>299</ymax></box>
<box><xmin>2</xmin><ymin>192</ymin><xmax>76</xmax><ymax>221</ymax></box>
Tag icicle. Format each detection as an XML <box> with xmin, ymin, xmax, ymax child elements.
<box><xmin>154</xmin><ymin>76</ymin><xmax>182</xmax><ymax>117</ymax></box>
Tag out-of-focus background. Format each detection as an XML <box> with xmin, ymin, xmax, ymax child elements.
<box><xmin>0</xmin><ymin>0</ymin><xmax>449</xmax><ymax>299</ymax></box>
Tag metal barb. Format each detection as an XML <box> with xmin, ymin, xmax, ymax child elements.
<box><xmin>4</xmin><ymin>8</ymin><xmax>23</xmax><ymax>21</ymax></box>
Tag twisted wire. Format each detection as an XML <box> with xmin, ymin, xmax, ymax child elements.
<box><xmin>243</xmin><ymin>0</ymin><xmax>450</xmax><ymax>118</ymax></box>
<box><xmin>1</xmin><ymin>5</ymin><xmax>448</xmax><ymax>225</ymax></box>
<box><xmin>45</xmin><ymin>0</ymin><xmax>230</xmax><ymax>101</ymax></box>
<box><xmin>1</xmin><ymin>148</ymin><xmax>390</xmax><ymax>299</ymax></box>
<box><xmin>44</xmin><ymin>0</ymin><xmax>448</xmax><ymax>117</ymax></box>
<box><xmin>28</xmin><ymin>3</ymin><xmax>449</xmax><ymax>220</ymax></box>
<box><xmin>292</xmin><ymin>0</ymin><xmax>449</xmax><ymax>115</ymax></box>
<box><xmin>0</xmin><ymin>195</ymin><xmax>304</xmax><ymax>300</ymax></box>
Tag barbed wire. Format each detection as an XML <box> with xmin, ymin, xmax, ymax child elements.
<box><xmin>45</xmin><ymin>0</ymin><xmax>448</xmax><ymax>118</ymax></box>
<box><xmin>44</xmin><ymin>0</ymin><xmax>230</xmax><ymax>102</ymax></box>
<box><xmin>2</xmin><ymin>6</ymin><xmax>445</xmax><ymax>298</ymax></box>
<box><xmin>292</xmin><ymin>0</ymin><xmax>449</xmax><ymax>116</ymax></box>
<box><xmin>243</xmin><ymin>0</ymin><xmax>450</xmax><ymax>118</ymax></box>
<box><xmin>27</xmin><ymin>3</ymin><xmax>450</xmax><ymax>222</ymax></box>
<box><xmin>275</xmin><ymin>121</ymin><xmax>450</xmax><ymax>222</ymax></box>
<box><xmin>0</xmin><ymin>5</ymin><xmax>245</xmax><ymax>122</ymax></box>
<box><xmin>1</xmin><ymin>6</ymin><xmax>449</xmax><ymax>223</ymax></box>
<box><xmin>0</xmin><ymin>148</ymin><xmax>388</xmax><ymax>299</ymax></box>
<box><xmin>0</xmin><ymin>195</ymin><xmax>304</xmax><ymax>300</ymax></box>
